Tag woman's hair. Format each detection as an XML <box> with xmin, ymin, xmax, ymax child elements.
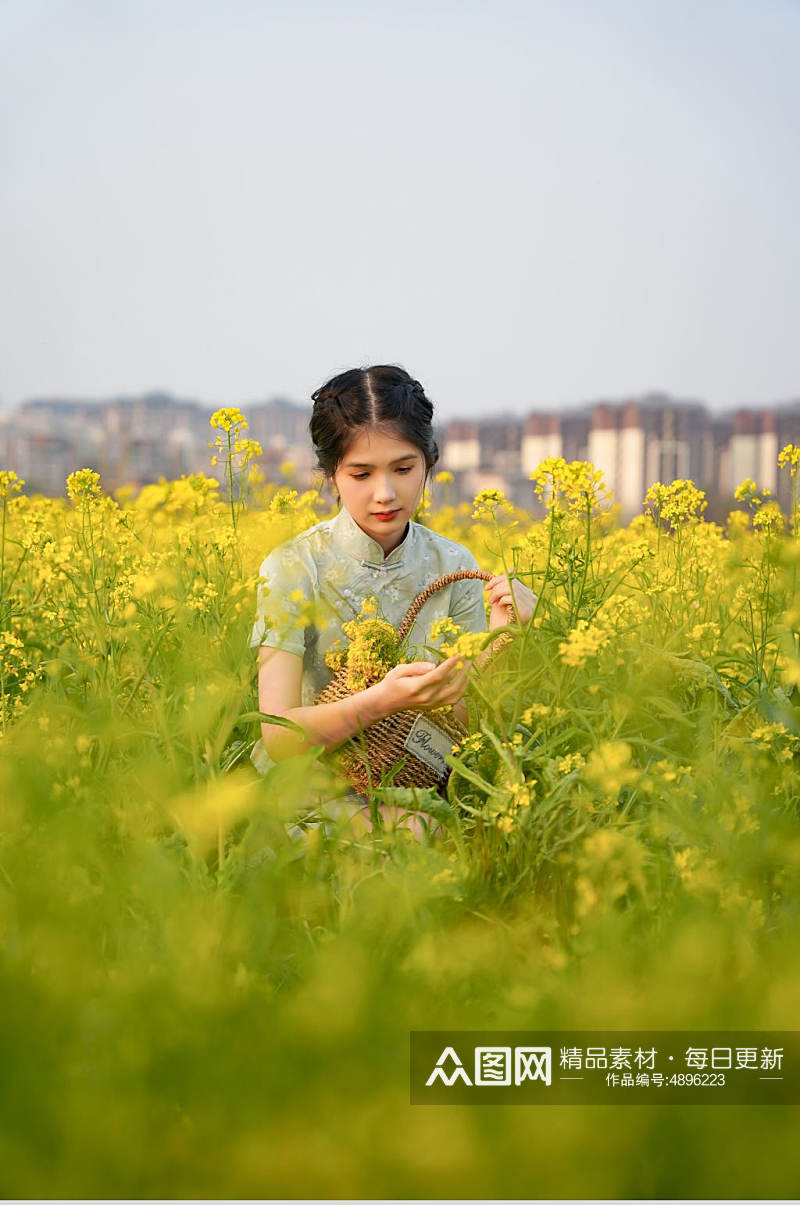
<box><xmin>309</xmin><ymin>365</ymin><xmax>440</xmax><ymax>484</ymax></box>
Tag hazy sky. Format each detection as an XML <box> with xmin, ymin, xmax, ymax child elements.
<box><xmin>2</xmin><ymin>0</ymin><xmax>799</xmax><ymax>417</ymax></box>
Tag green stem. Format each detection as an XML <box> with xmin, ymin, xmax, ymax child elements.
<box><xmin>760</xmin><ymin>535</ymin><xmax>772</xmax><ymax>687</ymax></box>
<box><xmin>227</xmin><ymin>430</ymin><xmax>237</xmax><ymax>531</ymax></box>
<box><xmin>572</xmin><ymin>495</ymin><xmax>592</xmax><ymax>621</ymax></box>
<box><xmin>0</xmin><ymin>497</ymin><xmax>7</xmax><ymax>628</ymax></box>
<box><xmin>118</xmin><ymin>619</ymin><xmax>172</xmax><ymax>718</ymax></box>
<box><xmin>532</xmin><ymin>499</ymin><xmax>559</xmax><ymax>626</ymax></box>
<box><xmin>791</xmin><ymin>468</ymin><xmax>798</xmax><ymax>632</ymax></box>
<box><xmin>492</xmin><ymin>509</ymin><xmax>520</xmax><ymax>626</ymax></box>
<box><xmin>1</xmin><ymin>541</ymin><xmax>30</xmax><ymax>601</ymax></box>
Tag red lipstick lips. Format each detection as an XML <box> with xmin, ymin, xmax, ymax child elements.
<box><xmin>373</xmin><ymin>509</ymin><xmax>400</xmax><ymax>521</ymax></box>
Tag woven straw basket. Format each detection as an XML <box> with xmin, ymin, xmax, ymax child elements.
<box><xmin>313</xmin><ymin>569</ymin><xmax>514</xmax><ymax>796</ymax></box>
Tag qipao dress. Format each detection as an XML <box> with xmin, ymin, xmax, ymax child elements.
<box><xmin>248</xmin><ymin>505</ymin><xmax>488</xmax><ymax>823</ymax></box>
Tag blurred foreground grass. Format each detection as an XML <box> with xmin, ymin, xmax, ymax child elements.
<box><xmin>1</xmin><ymin>746</ymin><xmax>799</xmax><ymax>1198</ymax></box>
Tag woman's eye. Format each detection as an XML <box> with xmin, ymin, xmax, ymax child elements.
<box><xmin>351</xmin><ymin>467</ymin><xmax>413</xmax><ymax>481</ymax></box>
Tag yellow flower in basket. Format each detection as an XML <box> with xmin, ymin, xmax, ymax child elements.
<box><xmin>340</xmin><ymin>615</ymin><xmax>403</xmax><ymax>692</ymax></box>
<box><xmin>324</xmin><ymin>595</ymin><xmax>405</xmax><ymax>691</ymax></box>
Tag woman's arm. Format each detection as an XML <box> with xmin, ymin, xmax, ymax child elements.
<box><xmin>258</xmin><ymin>645</ymin><xmax>393</xmax><ymax>762</ymax></box>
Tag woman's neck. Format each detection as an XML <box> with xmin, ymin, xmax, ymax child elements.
<box><xmin>375</xmin><ymin>521</ymin><xmax>409</xmax><ymax>557</ymax></box>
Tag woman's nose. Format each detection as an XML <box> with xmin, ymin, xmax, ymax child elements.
<box><xmin>373</xmin><ymin>477</ymin><xmax>397</xmax><ymax>502</ymax></box>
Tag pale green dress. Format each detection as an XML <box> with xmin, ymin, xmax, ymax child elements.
<box><xmin>248</xmin><ymin>504</ymin><xmax>488</xmax><ymax>832</ymax></box>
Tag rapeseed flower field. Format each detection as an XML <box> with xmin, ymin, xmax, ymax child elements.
<box><xmin>0</xmin><ymin>415</ymin><xmax>799</xmax><ymax>1198</ymax></box>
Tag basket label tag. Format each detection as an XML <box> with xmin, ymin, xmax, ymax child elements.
<box><xmin>404</xmin><ymin>715</ymin><xmax>456</xmax><ymax>779</ymax></box>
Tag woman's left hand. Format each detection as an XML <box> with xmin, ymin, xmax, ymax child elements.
<box><xmin>484</xmin><ymin>574</ymin><xmax>537</xmax><ymax>628</ymax></box>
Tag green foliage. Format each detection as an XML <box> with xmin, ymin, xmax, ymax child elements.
<box><xmin>0</xmin><ymin>452</ymin><xmax>800</xmax><ymax>1197</ymax></box>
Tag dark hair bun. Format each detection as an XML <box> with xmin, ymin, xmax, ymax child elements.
<box><xmin>310</xmin><ymin>365</ymin><xmax>439</xmax><ymax>480</ymax></box>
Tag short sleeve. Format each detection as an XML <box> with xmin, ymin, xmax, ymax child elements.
<box><xmin>449</xmin><ymin>552</ymin><xmax>488</xmax><ymax>636</ymax></box>
<box><xmin>249</xmin><ymin>543</ymin><xmax>313</xmax><ymax>657</ymax></box>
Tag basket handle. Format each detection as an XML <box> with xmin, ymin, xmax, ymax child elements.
<box><xmin>396</xmin><ymin>568</ymin><xmax>515</xmax><ymax>644</ymax></box>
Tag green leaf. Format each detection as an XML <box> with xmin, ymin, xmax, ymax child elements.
<box><xmin>237</xmin><ymin>710</ymin><xmax>308</xmax><ymax>737</ymax></box>
<box><xmin>445</xmin><ymin>753</ymin><xmax>505</xmax><ymax>797</ymax></box>
<box><xmin>370</xmin><ymin>786</ymin><xmax>457</xmax><ymax>821</ymax></box>
<box><xmin>480</xmin><ymin>725</ymin><xmax>518</xmax><ymax>771</ymax></box>
<box><xmin>641</xmin><ymin>695</ymin><xmax>694</xmax><ymax>729</ymax></box>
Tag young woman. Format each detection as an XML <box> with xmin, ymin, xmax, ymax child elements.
<box><xmin>249</xmin><ymin>365</ymin><xmax>536</xmax><ymax>839</ymax></box>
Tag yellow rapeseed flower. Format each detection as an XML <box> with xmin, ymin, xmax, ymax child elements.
<box><xmin>209</xmin><ymin>407</ymin><xmax>248</xmax><ymax>433</ymax></box>
<box><xmin>66</xmin><ymin>468</ymin><xmax>102</xmax><ymax>504</ymax></box>
<box><xmin>575</xmin><ymin>828</ymin><xmax>647</xmax><ymax>909</ymax></box>
<box><xmin>558</xmin><ymin>619</ymin><xmax>609</xmax><ymax>667</ymax></box>
<box><xmin>268</xmin><ymin>488</ymin><xmax>299</xmax><ymax>515</ymax></box>
<box><xmin>413</xmin><ymin>487</ymin><xmax>433</xmax><ymax>519</ymax></box>
<box><xmin>644</xmin><ymin>479</ymin><xmax>707</xmax><ymax>526</ymax></box>
<box><xmin>778</xmin><ymin>444</ymin><xmax>800</xmax><ymax>470</ymax></box>
<box><xmin>734</xmin><ymin>477</ymin><xmax>757</xmax><ymax>502</ymax></box>
<box><xmin>357</xmin><ymin>595</ymin><xmax>378</xmax><ymax>618</ymax></box>
<box><xmin>471</xmin><ymin>488</ymin><xmax>514</xmax><ymax>519</ymax></box>
<box><xmin>780</xmin><ymin>658</ymin><xmax>800</xmax><ymax>687</ymax></box>
<box><xmin>439</xmin><ymin>631</ymin><xmax>488</xmax><ymax>660</ymax></box>
<box><xmin>530</xmin><ymin>457</ymin><xmax>612</xmax><ymax>513</ymax></box>
<box><xmin>584</xmin><ymin>740</ymin><xmax>640</xmax><ymax>794</ymax></box>
<box><xmin>749</xmin><ymin>722</ymin><xmax>790</xmax><ymax>748</ymax></box>
<box><xmin>452</xmin><ymin>732</ymin><xmax>485</xmax><ymax>755</ymax></box>
<box><xmin>556</xmin><ymin>752</ymin><xmax>585</xmax><ymax>775</ymax></box>
<box><xmin>429</xmin><ymin>616</ymin><xmax>460</xmax><ymax>642</ymax></box>
<box><xmin>232</xmin><ymin>437</ymin><xmax>263</xmax><ymax>462</ymax></box>
<box><xmin>673</xmin><ymin>846</ymin><xmax>722</xmax><ymax>894</ymax></box>
<box><xmin>0</xmin><ymin>469</ymin><xmax>24</xmax><ymax>500</ymax></box>
<box><xmin>339</xmin><ymin>616</ymin><xmax>401</xmax><ymax>691</ymax></box>
<box><xmin>752</xmin><ymin>500</ymin><xmax>785</xmax><ymax>533</ymax></box>
<box><xmin>686</xmin><ymin>621</ymin><xmax>720</xmax><ymax>658</ymax></box>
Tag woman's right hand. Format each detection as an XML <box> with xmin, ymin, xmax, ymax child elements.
<box><xmin>374</xmin><ymin>655</ymin><xmax>472</xmax><ymax>716</ymax></box>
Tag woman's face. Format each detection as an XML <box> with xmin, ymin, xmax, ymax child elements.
<box><xmin>332</xmin><ymin>426</ymin><xmax>426</xmax><ymax>554</ymax></box>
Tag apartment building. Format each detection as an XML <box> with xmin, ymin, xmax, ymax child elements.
<box><xmin>439</xmin><ymin>395</ymin><xmax>800</xmax><ymax>521</ymax></box>
<box><xmin>582</xmin><ymin>397</ymin><xmax>708</xmax><ymax>519</ymax></box>
<box><xmin>439</xmin><ymin>415</ymin><xmax>529</xmax><ymax>507</ymax></box>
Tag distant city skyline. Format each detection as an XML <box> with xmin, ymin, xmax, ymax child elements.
<box><xmin>5</xmin><ymin>391</ymin><xmax>800</xmax><ymax>527</ymax></box>
<box><xmin>1</xmin><ymin>381</ymin><xmax>798</xmax><ymax>421</ymax></box>
<box><xmin>2</xmin><ymin>1</ymin><xmax>799</xmax><ymax>416</ymax></box>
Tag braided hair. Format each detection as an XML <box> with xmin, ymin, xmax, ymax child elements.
<box><xmin>309</xmin><ymin>365</ymin><xmax>440</xmax><ymax>485</ymax></box>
